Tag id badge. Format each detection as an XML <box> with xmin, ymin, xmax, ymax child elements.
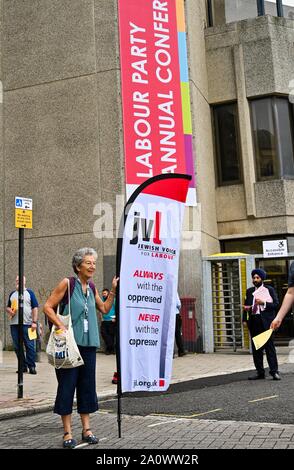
<box><xmin>83</xmin><ymin>319</ymin><xmax>89</xmax><ymax>333</ymax></box>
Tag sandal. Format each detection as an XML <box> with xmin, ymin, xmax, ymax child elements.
<box><xmin>82</xmin><ymin>428</ymin><xmax>99</xmax><ymax>444</ymax></box>
<box><xmin>63</xmin><ymin>432</ymin><xmax>77</xmax><ymax>449</ymax></box>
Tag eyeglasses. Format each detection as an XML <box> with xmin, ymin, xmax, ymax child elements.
<box><xmin>82</xmin><ymin>261</ymin><xmax>96</xmax><ymax>267</ymax></box>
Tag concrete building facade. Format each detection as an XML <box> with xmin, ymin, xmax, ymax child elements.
<box><xmin>1</xmin><ymin>0</ymin><xmax>294</xmax><ymax>350</ymax></box>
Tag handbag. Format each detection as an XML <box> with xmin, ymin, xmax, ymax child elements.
<box><xmin>46</xmin><ymin>279</ymin><xmax>84</xmax><ymax>369</ymax></box>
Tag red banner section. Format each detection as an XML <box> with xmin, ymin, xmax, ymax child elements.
<box><xmin>118</xmin><ymin>0</ymin><xmax>186</xmax><ymax>190</ymax></box>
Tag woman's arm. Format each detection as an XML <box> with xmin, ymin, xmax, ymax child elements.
<box><xmin>43</xmin><ymin>278</ymin><xmax>68</xmax><ymax>331</ymax></box>
<box><xmin>95</xmin><ymin>276</ymin><xmax>119</xmax><ymax>313</ymax></box>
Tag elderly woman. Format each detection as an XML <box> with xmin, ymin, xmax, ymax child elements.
<box><xmin>44</xmin><ymin>247</ymin><xmax>118</xmax><ymax>449</ymax></box>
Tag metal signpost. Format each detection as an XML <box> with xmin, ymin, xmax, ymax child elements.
<box><xmin>15</xmin><ymin>197</ymin><xmax>33</xmax><ymax>398</ymax></box>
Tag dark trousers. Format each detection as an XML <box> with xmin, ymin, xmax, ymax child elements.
<box><xmin>250</xmin><ymin>316</ymin><xmax>278</xmax><ymax>376</ymax></box>
<box><xmin>10</xmin><ymin>325</ymin><xmax>36</xmax><ymax>369</ymax></box>
<box><xmin>175</xmin><ymin>314</ymin><xmax>185</xmax><ymax>355</ymax></box>
<box><xmin>101</xmin><ymin>321</ymin><xmax>116</xmax><ymax>354</ymax></box>
<box><xmin>54</xmin><ymin>346</ymin><xmax>98</xmax><ymax>416</ymax></box>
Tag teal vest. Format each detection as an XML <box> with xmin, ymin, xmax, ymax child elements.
<box><xmin>62</xmin><ymin>279</ymin><xmax>100</xmax><ymax>348</ymax></box>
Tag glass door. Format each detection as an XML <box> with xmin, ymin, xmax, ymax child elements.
<box><xmin>257</xmin><ymin>258</ymin><xmax>294</xmax><ymax>344</ymax></box>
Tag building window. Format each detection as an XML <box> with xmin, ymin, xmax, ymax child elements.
<box><xmin>282</xmin><ymin>0</ymin><xmax>294</xmax><ymax>19</ymax></box>
<box><xmin>209</xmin><ymin>0</ymin><xmax>258</xmax><ymax>26</ymax></box>
<box><xmin>207</xmin><ymin>1</ymin><xmax>294</xmax><ymax>26</ymax></box>
<box><xmin>250</xmin><ymin>96</ymin><xmax>294</xmax><ymax>181</ymax></box>
<box><xmin>213</xmin><ymin>103</ymin><xmax>242</xmax><ymax>185</ymax></box>
<box><xmin>265</xmin><ymin>1</ymin><xmax>279</xmax><ymax>16</ymax></box>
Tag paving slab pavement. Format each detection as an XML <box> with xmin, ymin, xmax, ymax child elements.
<box><xmin>0</xmin><ymin>348</ymin><xmax>291</xmax><ymax>420</ymax></box>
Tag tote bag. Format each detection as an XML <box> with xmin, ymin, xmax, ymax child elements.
<box><xmin>46</xmin><ymin>279</ymin><xmax>84</xmax><ymax>369</ymax></box>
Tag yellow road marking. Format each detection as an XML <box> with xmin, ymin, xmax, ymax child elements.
<box><xmin>151</xmin><ymin>408</ymin><xmax>223</xmax><ymax>419</ymax></box>
<box><xmin>148</xmin><ymin>419</ymin><xmax>185</xmax><ymax>428</ymax></box>
<box><xmin>248</xmin><ymin>395</ymin><xmax>279</xmax><ymax>403</ymax></box>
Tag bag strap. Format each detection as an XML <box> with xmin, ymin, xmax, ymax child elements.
<box><xmin>59</xmin><ymin>277</ymin><xmax>75</xmax><ymax>310</ymax></box>
<box><xmin>53</xmin><ymin>280</ymin><xmax>72</xmax><ymax>370</ymax></box>
<box><xmin>89</xmin><ymin>280</ymin><xmax>96</xmax><ymax>297</ymax></box>
<box><xmin>56</xmin><ymin>278</ymin><xmax>71</xmax><ymax>316</ymax></box>
<box><xmin>67</xmin><ymin>278</ymin><xmax>71</xmax><ymax>316</ymax></box>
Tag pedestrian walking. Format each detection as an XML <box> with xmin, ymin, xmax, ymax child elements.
<box><xmin>6</xmin><ymin>276</ymin><xmax>39</xmax><ymax>374</ymax></box>
<box><xmin>243</xmin><ymin>268</ymin><xmax>280</xmax><ymax>380</ymax></box>
<box><xmin>43</xmin><ymin>247</ymin><xmax>118</xmax><ymax>449</ymax></box>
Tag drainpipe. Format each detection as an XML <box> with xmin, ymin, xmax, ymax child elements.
<box><xmin>207</xmin><ymin>0</ymin><xmax>213</xmax><ymax>27</ymax></box>
<box><xmin>257</xmin><ymin>0</ymin><xmax>265</xmax><ymax>16</ymax></box>
<box><xmin>276</xmin><ymin>0</ymin><xmax>284</xmax><ymax>17</ymax></box>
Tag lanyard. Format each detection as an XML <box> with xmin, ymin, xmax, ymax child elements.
<box><xmin>76</xmin><ymin>278</ymin><xmax>90</xmax><ymax>319</ymax></box>
<box><xmin>84</xmin><ymin>286</ymin><xmax>90</xmax><ymax>319</ymax></box>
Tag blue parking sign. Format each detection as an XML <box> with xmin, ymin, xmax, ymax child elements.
<box><xmin>15</xmin><ymin>198</ymin><xmax>22</xmax><ymax>207</ymax></box>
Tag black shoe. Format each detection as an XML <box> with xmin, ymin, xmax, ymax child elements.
<box><xmin>178</xmin><ymin>351</ymin><xmax>187</xmax><ymax>357</ymax></box>
<box><xmin>271</xmin><ymin>372</ymin><xmax>281</xmax><ymax>381</ymax></box>
<box><xmin>248</xmin><ymin>374</ymin><xmax>265</xmax><ymax>380</ymax></box>
<box><xmin>82</xmin><ymin>429</ymin><xmax>99</xmax><ymax>445</ymax></box>
<box><xmin>63</xmin><ymin>433</ymin><xmax>76</xmax><ymax>449</ymax></box>
<box><xmin>29</xmin><ymin>367</ymin><xmax>37</xmax><ymax>375</ymax></box>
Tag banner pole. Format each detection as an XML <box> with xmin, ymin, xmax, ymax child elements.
<box><xmin>116</xmin><ymin>279</ymin><xmax>122</xmax><ymax>438</ymax></box>
<box><xmin>116</xmin><ymin>215</ymin><xmax>124</xmax><ymax>438</ymax></box>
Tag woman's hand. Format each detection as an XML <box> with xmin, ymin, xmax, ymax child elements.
<box><xmin>111</xmin><ymin>276</ymin><xmax>119</xmax><ymax>292</ymax></box>
<box><xmin>56</xmin><ymin>322</ymin><xmax>67</xmax><ymax>333</ymax></box>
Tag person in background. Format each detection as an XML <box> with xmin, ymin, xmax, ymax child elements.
<box><xmin>243</xmin><ymin>269</ymin><xmax>280</xmax><ymax>380</ymax></box>
<box><xmin>6</xmin><ymin>276</ymin><xmax>39</xmax><ymax>375</ymax></box>
<box><xmin>101</xmin><ymin>288</ymin><xmax>116</xmax><ymax>355</ymax></box>
<box><xmin>175</xmin><ymin>293</ymin><xmax>186</xmax><ymax>357</ymax></box>
<box><xmin>43</xmin><ymin>247</ymin><xmax>118</xmax><ymax>449</ymax></box>
<box><xmin>99</xmin><ymin>288</ymin><xmax>118</xmax><ymax>385</ymax></box>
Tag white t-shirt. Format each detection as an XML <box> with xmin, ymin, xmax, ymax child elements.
<box><xmin>8</xmin><ymin>289</ymin><xmax>38</xmax><ymax>325</ymax></box>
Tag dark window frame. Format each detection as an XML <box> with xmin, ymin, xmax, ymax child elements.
<box><xmin>220</xmin><ymin>234</ymin><xmax>289</xmax><ymax>254</ymax></box>
<box><xmin>207</xmin><ymin>0</ymin><xmax>286</xmax><ymax>27</ymax></box>
<box><xmin>212</xmin><ymin>101</ymin><xmax>243</xmax><ymax>187</ymax></box>
<box><xmin>249</xmin><ymin>95</ymin><xmax>294</xmax><ymax>181</ymax></box>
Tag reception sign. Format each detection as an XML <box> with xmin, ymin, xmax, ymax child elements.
<box><xmin>117</xmin><ymin>174</ymin><xmax>191</xmax><ymax>392</ymax></box>
<box><xmin>118</xmin><ymin>0</ymin><xmax>196</xmax><ymax>205</ymax></box>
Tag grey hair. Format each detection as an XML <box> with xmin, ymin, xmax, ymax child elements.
<box><xmin>72</xmin><ymin>247</ymin><xmax>98</xmax><ymax>274</ymax></box>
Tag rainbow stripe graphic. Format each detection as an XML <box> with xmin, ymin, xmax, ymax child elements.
<box><xmin>176</xmin><ymin>0</ymin><xmax>196</xmax><ymax>190</ymax></box>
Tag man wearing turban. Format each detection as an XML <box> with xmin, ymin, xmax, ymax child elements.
<box><xmin>243</xmin><ymin>268</ymin><xmax>280</xmax><ymax>380</ymax></box>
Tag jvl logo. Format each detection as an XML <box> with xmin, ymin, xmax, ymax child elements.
<box><xmin>130</xmin><ymin>211</ymin><xmax>162</xmax><ymax>245</ymax></box>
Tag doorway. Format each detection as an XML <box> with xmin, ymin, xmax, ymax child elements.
<box><xmin>257</xmin><ymin>257</ymin><xmax>294</xmax><ymax>344</ymax></box>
